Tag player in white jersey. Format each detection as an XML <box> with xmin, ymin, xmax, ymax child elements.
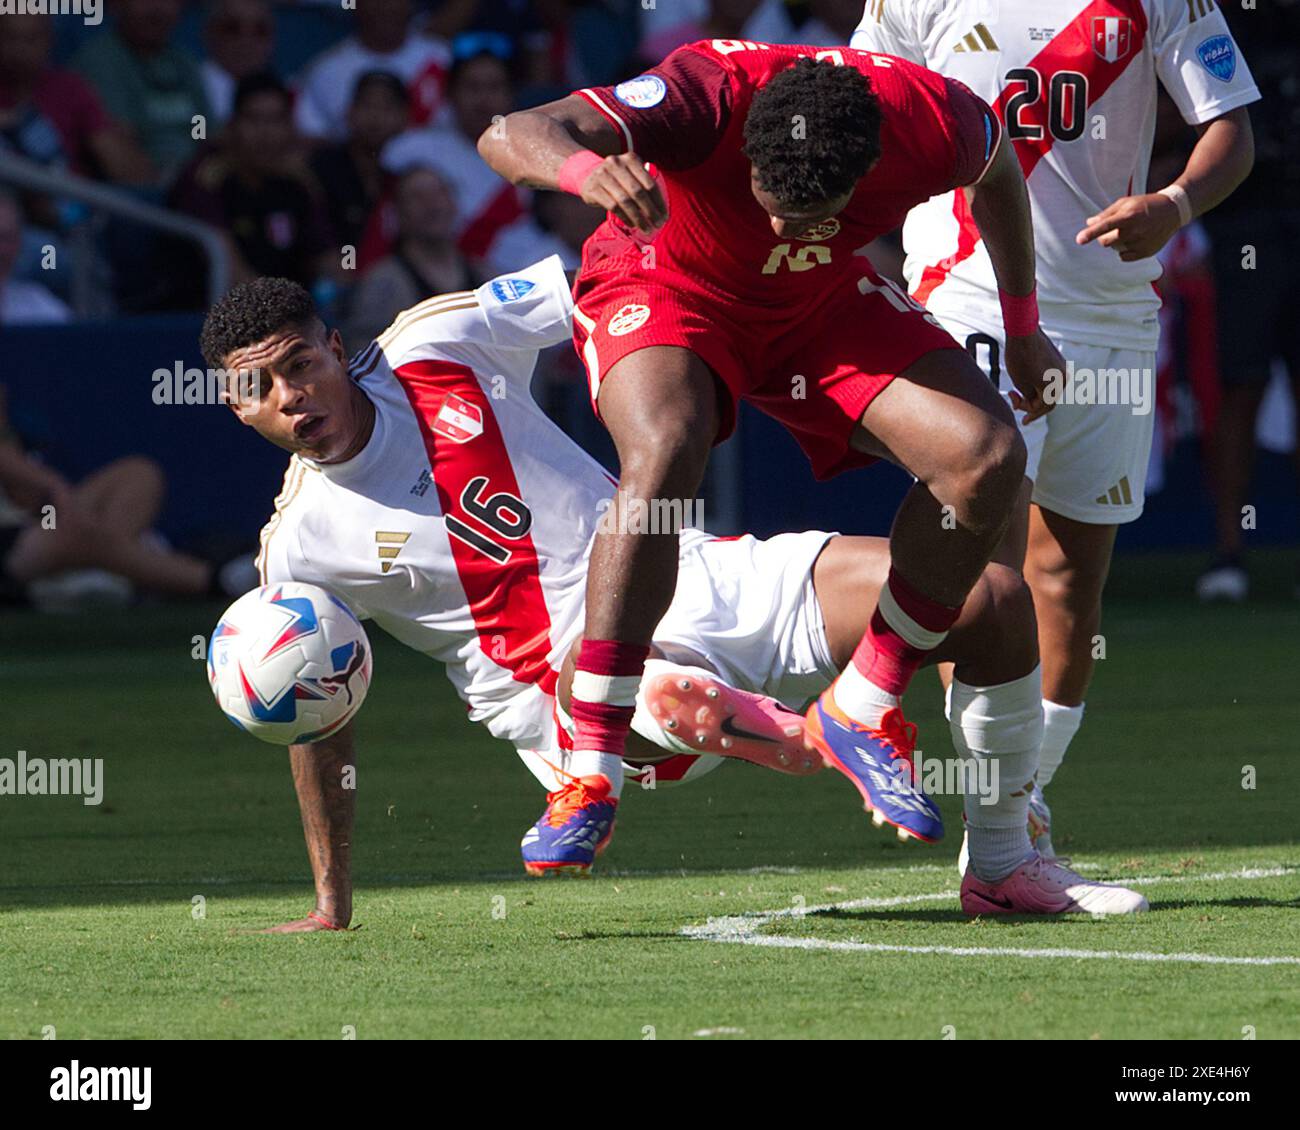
<box><xmin>199</xmin><ymin>255</ymin><xmax>1146</xmax><ymax>929</ymax></box>
<box><xmin>853</xmin><ymin>0</ymin><xmax>1258</xmax><ymax>860</ymax></box>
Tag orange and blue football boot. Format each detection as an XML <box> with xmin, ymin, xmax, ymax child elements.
<box><xmin>521</xmin><ymin>774</ymin><xmax>617</xmax><ymax>876</ymax></box>
<box><xmin>804</xmin><ymin>690</ymin><xmax>943</xmax><ymax>843</ymax></box>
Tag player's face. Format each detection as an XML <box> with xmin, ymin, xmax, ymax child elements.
<box><xmin>222</xmin><ymin>322</ymin><xmax>367</xmax><ymax>464</ymax></box>
<box><xmin>749</xmin><ymin>167</ymin><xmax>854</xmax><ymax>240</ymax></box>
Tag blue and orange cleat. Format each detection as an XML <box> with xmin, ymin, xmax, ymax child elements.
<box><xmin>804</xmin><ymin>689</ymin><xmax>943</xmax><ymax>843</ymax></box>
<box><xmin>521</xmin><ymin>774</ymin><xmax>618</xmax><ymax>876</ymax></box>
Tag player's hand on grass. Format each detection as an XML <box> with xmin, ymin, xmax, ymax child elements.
<box><xmin>1075</xmin><ymin>192</ymin><xmax>1182</xmax><ymax>261</ymax></box>
<box><xmin>1004</xmin><ymin>329</ymin><xmax>1066</xmax><ymax>424</ymax></box>
<box><xmin>577</xmin><ymin>153</ymin><xmax>668</xmax><ymax>235</ymax></box>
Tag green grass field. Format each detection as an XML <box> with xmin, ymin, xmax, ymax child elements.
<box><xmin>2</xmin><ymin>551</ymin><xmax>1297</xmax><ymax>1040</ymax></box>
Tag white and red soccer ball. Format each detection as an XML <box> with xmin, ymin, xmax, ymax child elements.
<box><xmin>208</xmin><ymin>582</ymin><xmax>372</xmax><ymax>745</ymax></box>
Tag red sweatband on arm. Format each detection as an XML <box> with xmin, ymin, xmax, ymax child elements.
<box><xmin>999</xmin><ymin>287</ymin><xmax>1039</xmax><ymax>337</ymax></box>
<box><xmin>557</xmin><ymin>150</ymin><xmax>604</xmax><ymax>196</ymax></box>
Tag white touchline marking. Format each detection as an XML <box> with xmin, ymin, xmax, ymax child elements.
<box><xmin>685</xmin><ymin>931</ymin><xmax>1300</xmax><ymax>966</ymax></box>
<box><xmin>681</xmin><ymin>866</ymin><xmax>1300</xmax><ymax>967</ymax></box>
<box><xmin>1124</xmin><ymin>866</ymin><xmax>1295</xmax><ymax>886</ymax></box>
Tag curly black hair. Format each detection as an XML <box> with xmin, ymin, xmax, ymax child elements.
<box><xmin>742</xmin><ymin>57</ymin><xmax>882</xmax><ymax>211</ymax></box>
<box><xmin>200</xmin><ymin>277</ymin><xmax>319</xmax><ymax>369</ymax></box>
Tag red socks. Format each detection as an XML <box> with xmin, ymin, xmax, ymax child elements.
<box><xmin>570</xmin><ymin>639</ymin><xmax>650</xmax><ymax>757</ymax></box>
<box><xmin>853</xmin><ymin>567</ymin><xmax>962</xmax><ymax>696</ymax></box>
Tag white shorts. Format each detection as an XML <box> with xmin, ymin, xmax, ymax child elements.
<box><xmin>652</xmin><ymin>528</ymin><xmax>839</xmax><ymax>709</ymax></box>
<box><xmin>519</xmin><ymin>528</ymin><xmax>839</xmax><ymax>791</ymax></box>
<box><xmin>938</xmin><ymin>315</ymin><xmax>1157</xmax><ymax>525</ymax></box>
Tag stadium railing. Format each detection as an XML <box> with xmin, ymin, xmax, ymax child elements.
<box><xmin>0</xmin><ymin>151</ymin><xmax>231</xmax><ymax>315</ymax></box>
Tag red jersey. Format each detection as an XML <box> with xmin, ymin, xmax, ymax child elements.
<box><xmin>575</xmin><ymin>40</ymin><xmax>1000</xmax><ymax>312</ymax></box>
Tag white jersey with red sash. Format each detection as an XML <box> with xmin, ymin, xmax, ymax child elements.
<box><xmin>852</xmin><ymin>0</ymin><xmax>1259</xmax><ymax>350</ymax></box>
<box><xmin>258</xmin><ymin>256</ymin><xmax>615</xmax><ymax>747</ymax></box>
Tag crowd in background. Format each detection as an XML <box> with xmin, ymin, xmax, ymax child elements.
<box><xmin>4</xmin><ymin>1</ymin><xmax>863</xmax><ymax>330</ymax></box>
<box><xmin>1</xmin><ymin>0</ymin><xmax>1297</xmax><ymax>604</ymax></box>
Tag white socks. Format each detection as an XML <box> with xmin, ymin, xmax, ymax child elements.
<box><xmin>831</xmin><ymin>663</ymin><xmax>899</xmax><ymax>729</ymax></box>
<box><xmin>947</xmin><ymin>667</ymin><xmax>1044</xmax><ymax>882</ymax></box>
<box><xmin>1038</xmin><ymin>700</ymin><xmax>1084</xmax><ymax>789</ymax></box>
<box><xmin>519</xmin><ymin>748</ymin><xmax>624</xmax><ymax>797</ymax></box>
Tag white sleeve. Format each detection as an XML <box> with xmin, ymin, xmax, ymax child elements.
<box><xmin>380</xmin><ymin>255</ymin><xmax>572</xmax><ymax>373</ymax></box>
<box><xmin>850</xmin><ymin>0</ymin><xmax>929</xmax><ymax>63</ymax></box>
<box><xmin>258</xmin><ymin>512</ymin><xmax>303</xmax><ymax>588</ymax></box>
<box><xmin>1152</xmin><ymin>0</ymin><xmax>1260</xmax><ymax>125</ymax></box>
<box><xmin>473</xmin><ymin>255</ymin><xmax>574</xmax><ymax>351</ymax></box>
<box><xmin>259</xmin><ymin>508</ymin><xmax>373</xmax><ymax>622</ymax></box>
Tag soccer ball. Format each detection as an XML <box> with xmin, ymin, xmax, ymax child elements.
<box><xmin>207</xmin><ymin>582</ymin><xmax>372</xmax><ymax>745</ymax></box>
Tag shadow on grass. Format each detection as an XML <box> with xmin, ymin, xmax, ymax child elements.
<box><xmin>1148</xmin><ymin>896</ymin><xmax>1300</xmax><ymax>912</ymax></box>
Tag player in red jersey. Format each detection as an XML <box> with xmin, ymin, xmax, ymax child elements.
<box><xmin>481</xmin><ymin>41</ymin><xmax>1067</xmax><ymax>879</ymax></box>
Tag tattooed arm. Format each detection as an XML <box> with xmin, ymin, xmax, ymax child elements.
<box><xmin>262</xmin><ymin>722</ymin><xmax>355</xmax><ymax>933</ymax></box>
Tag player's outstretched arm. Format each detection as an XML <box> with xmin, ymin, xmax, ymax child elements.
<box><xmin>261</xmin><ymin>722</ymin><xmax>356</xmax><ymax>933</ymax></box>
<box><xmin>477</xmin><ymin>95</ymin><xmax>668</xmax><ymax>234</ymax></box>
<box><xmin>966</xmin><ymin>133</ymin><xmax>1066</xmax><ymax>424</ymax></box>
<box><xmin>1077</xmin><ymin>107</ymin><xmax>1254</xmax><ymax>261</ymax></box>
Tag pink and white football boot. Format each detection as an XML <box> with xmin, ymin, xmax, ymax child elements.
<box><xmin>960</xmin><ymin>854</ymin><xmax>1148</xmax><ymax>916</ymax></box>
<box><xmin>642</xmin><ymin>670</ymin><xmax>822</xmax><ymax>776</ymax></box>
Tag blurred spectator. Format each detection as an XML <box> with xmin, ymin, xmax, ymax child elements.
<box><xmin>532</xmin><ymin>0</ymin><xmax>641</xmax><ymax>90</ymax></box>
<box><xmin>638</xmin><ymin>0</ymin><xmax>765</xmax><ymax>65</ymax></box>
<box><xmin>1196</xmin><ymin>1</ymin><xmax>1300</xmax><ymax>601</ymax></box>
<box><xmin>533</xmin><ymin>189</ymin><xmax>602</xmax><ymax>264</ymax></box>
<box><xmin>796</xmin><ymin>0</ymin><xmax>863</xmax><ymax>45</ymax></box>
<box><xmin>170</xmin><ymin>74</ymin><xmax>336</xmax><ymax>293</ymax></box>
<box><xmin>0</xmin><ymin>385</ymin><xmax>254</xmax><ymax>609</ymax></box>
<box><xmin>636</xmin><ymin>0</ymin><xmax>795</xmax><ymax>65</ymax></box>
<box><xmin>340</xmin><ymin>166</ymin><xmax>477</xmax><ymax>349</ymax></box>
<box><xmin>427</xmin><ymin>0</ymin><xmax>554</xmax><ymax>88</ymax></box>
<box><xmin>202</xmin><ymin>0</ymin><xmax>278</xmax><ymax>127</ymax></box>
<box><xmin>1145</xmin><ymin>97</ymin><xmax>1219</xmax><ymax>506</ymax></box>
<box><xmin>294</xmin><ymin>0</ymin><xmax>451</xmax><ymax>141</ymax></box>
<box><xmin>380</xmin><ymin>43</ymin><xmax>555</xmax><ymax>274</ymax></box>
<box><xmin>1149</xmin><ymin>223</ymin><xmax>1218</xmax><ymax>500</ymax></box>
<box><xmin>309</xmin><ymin>71</ymin><xmax>411</xmax><ymax>256</ymax></box>
<box><xmin>71</xmin><ymin>0</ymin><xmax>211</xmax><ymax>187</ymax></box>
<box><xmin>494</xmin><ymin>189</ymin><xmax>600</xmax><ymax>272</ymax></box>
<box><xmin>0</xmin><ymin>191</ymin><xmax>70</xmax><ymax>325</ymax></box>
<box><xmin>0</xmin><ymin>12</ymin><xmax>153</xmax><ymax>185</ymax></box>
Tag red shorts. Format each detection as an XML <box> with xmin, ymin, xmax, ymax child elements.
<box><xmin>572</xmin><ymin>255</ymin><xmax>961</xmax><ymax>479</ymax></box>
